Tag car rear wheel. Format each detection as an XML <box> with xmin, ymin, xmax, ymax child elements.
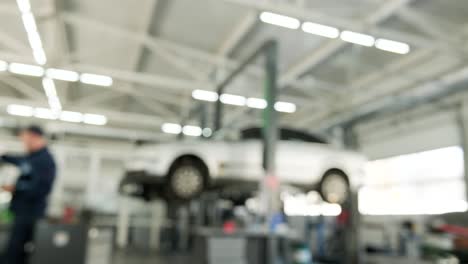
<box><xmin>168</xmin><ymin>159</ymin><xmax>206</xmax><ymax>201</ymax></box>
<box><xmin>318</xmin><ymin>170</ymin><xmax>350</xmax><ymax>205</ymax></box>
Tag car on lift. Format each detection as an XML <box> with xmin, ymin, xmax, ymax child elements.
<box><xmin>120</xmin><ymin>127</ymin><xmax>367</xmax><ymax>204</ymax></box>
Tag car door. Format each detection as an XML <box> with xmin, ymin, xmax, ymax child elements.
<box><xmin>223</xmin><ymin>140</ymin><xmax>263</xmax><ymax>181</ymax></box>
<box><xmin>276</xmin><ymin>140</ymin><xmax>328</xmax><ymax>185</ymax></box>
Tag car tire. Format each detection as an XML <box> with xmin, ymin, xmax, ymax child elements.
<box><xmin>318</xmin><ymin>170</ymin><xmax>350</xmax><ymax>205</ymax></box>
<box><xmin>167</xmin><ymin>158</ymin><xmax>206</xmax><ymax>201</ymax></box>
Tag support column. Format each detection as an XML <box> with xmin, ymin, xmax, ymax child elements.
<box><xmin>48</xmin><ymin>147</ymin><xmax>67</xmax><ymax>217</ymax></box>
<box><xmin>342</xmin><ymin>124</ymin><xmax>359</xmax><ymax>150</ymax></box>
<box><xmin>86</xmin><ymin>151</ymin><xmax>101</xmax><ymax>206</ymax></box>
<box><xmin>117</xmin><ymin>197</ymin><xmax>131</xmax><ymax>248</ymax></box>
<box><xmin>456</xmin><ymin>104</ymin><xmax>468</xmax><ymax>200</ymax></box>
<box><xmin>262</xmin><ymin>40</ymin><xmax>280</xmax><ymax>219</ymax></box>
<box><xmin>149</xmin><ymin>200</ymin><xmax>166</xmax><ymax>250</ymax></box>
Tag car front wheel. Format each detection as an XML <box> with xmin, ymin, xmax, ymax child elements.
<box><xmin>318</xmin><ymin>170</ymin><xmax>350</xmax><ymax>205</ymax></box>
<box><xmin>168</xmin><ymin>159</ymin><xmax>206</xmax><ymax>201</ymax></box>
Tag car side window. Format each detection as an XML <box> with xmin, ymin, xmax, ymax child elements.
<box><xmin>240</xmin><ymin>127</ymin><xmax>328</xmax><ymax>144</ymax></box>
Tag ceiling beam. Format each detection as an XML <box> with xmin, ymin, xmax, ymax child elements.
<box><xmin>133</xmin><ymin>96</ymin><xmax>178</xmax><ymax>118</ymax></box>
<box><xmin>60</xmin><ymin>11</ymin><xmax>347</xmax><ymax>98</ymax></box>
<box><xmin>0</xmin><ymin>49</ymin><xmax>341</xmax><ymax>110</ymax></box>
<box><xmin>0</xmin><ymin>114</ymin><xmax>171</xmax><ymax>142</ymax></box>
<box><xmin>61</xmin><ymin>12</ymin><xmax>270</xmax><ymax>80</ymax></box>
<box><xmin>69</xmin><ymin>90</ymin><xmax>125</xmax><ymax>108</ymax></box>
<box><xmin>279</xmin><ymin>40</ymin><xmax>345</xmax><ymax>86</ymax></box>
<box><xmin>279</xmin><ymin>0</ymin><xmax>414</xmax><ymax>86</ymax></box>
<box><xmin>45</xmin><ymin>122</ymin><xmax>171</xmax><ymax>142</ymax></box>
<box><xmin>0</xmin><ymin>96</ymin><xmax>174</xmax><ymax>129</ymax></box>
<box><xmin>153</xmin><ymin>47</ymin><xmax>210</xmax><ymax>80</ymax></box>
<box><xmin>0</xmin><ymin>76</ymin><xmax>46</xmax><ymax>100</ymax></box>
<box><xmin>0</xmin><ymin>29</ymin><xmax>29</xmax><ymax>53</ymax></box>
<box><xmin>62</xmin><ymin>13</ymin><xmax>224</xmax><ymax>68</ymax></box>
<box><xmin>353</xmin><ymin>50</ymin><xmax>434</xmax><ymax>90</ymax></box>
<box><xmin>72</xmin><ymin>63</ymin><xmax>214</xmax><ymax>92</ymax></box>
<box><xmin>130</xmin><ymin>0</ymin><xmax>160</xmax><ymax>70</ymax></box>
<box><xmin>217</xmin><ymin>10</ymin><xmax>257</xmax><ymax>58</ymax></box>
<box><xmin>222</xmin><ymin>0</ymin><xmax>429</xmax><ymax>47</ymax></box>
<box><xmin>397</xmin><ymin>8</ymin><xmax>458</xmax><ymax>44</ymax></box>
<box><xmin>299</xmin><ymin>59</ymin><xmax>462</xmax><ymax>130</ymax></box>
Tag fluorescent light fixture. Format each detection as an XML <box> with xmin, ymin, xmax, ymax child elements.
<box><xmin>183</xmin><ymin>125</ymin><xmax>203</xmax><ymax>137</ymax></box>
<box><xmin>16</xmin><ymin>0</ymin><xmax>31</xmax><ymax>13</ymax></box>
<box><xmin>32</xmin><ymin>48</ymin><xmax>47</xmax><ymax>65</ymax></box>
<box><xmin>80</xmin><ymin>73</ymin><xmax>113</xmax><ymax>87</ymax></box>
<box><xmin>302</xmin><ymin>22</ymin><xmax>340</xmax><ymax>39</ymax></box>
<box><xmin>7</xmin><ymin>104</ymin><xmax>34</xmax><ymax>117</ymax></box>
<box><xmin>26</xmin><ymin>31</ymin><xmax>43</xmax><ymax>52</ymax></box>
<box><xmin>162</xmin><ymin>123</ymin><xmax>182</xmax><ymax>135</ymax></box>
<box><xmin>48</xmin><ymin>96</ymin><xmax>62</xmax><ymax>112</ymax></box>
<box><xmin>220</xmin><ymin>94</ymin><xmax>246</xmax><ymax>106</ymax></box>
<box><xmin>375</xmin><ymin>38</ymin><xmax>410</xmax><ymax>54</ymax></box>
<box><xmin>0</xmin><ymin>60</ymin><xmax>7</xmax><ymax>71</ymax></box>
<box><xmin>9</xmin><ymin>63</ymin><xmax>44</xmax><ymax>77</ymax></box>
<box><xmin>340</xmin><ymin>31</ymin><xmax>375</xmax><ymax>47</ymax></box>
<box><xmin>275</xmin><ymin>102</ymin><xmax>297</xmax><ymax>113</ymax></box>
<box><xmin>60</xmin><ymin>111</ymin><xmax>83</xmax><ymax>123</ymax></box>
<box><xmin>21</xmin><ymin>12</ymin><xmax>38</xmax><ymax>34</ymax></box>
<box><xmin>34</xmin><ymin>107</ymin><xmax>57</xmax><ymax>120</ymax></box>
<box><xmin>42</xmin><ymin>78</ymin><xmax>57</xmax><ymax>98</ymax></box>
<box><xmin>259</xmin><ymin>12</ymin><xmax>300</xmax><ymax>29</ymax></box>
<box><xmin>46</xmin><ymin>68</ymin><xmax>80</xmax><ymax>82</ymax></box>
<box><xmin>202</xmin><ymin>128</ymin><xmax>213</xmax><ymax>137</ymax></box>
<box><xmin>83</xmin><ymin>114</ymin><xmax>107</xmax><ymax>126</ymax></box>
<box><xmin>247</xmin><ymin>98</ymin><xmax>267</xmax><ymax>109</ymax></box>
<box><xmin>192</xmin><ymin>89</ymin><xmax>219</xmax><ymax>102</ymax></box>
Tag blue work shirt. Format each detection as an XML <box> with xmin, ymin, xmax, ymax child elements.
<box><xmin>1</xmin><ymin>147</ymin><xmax>56</xmax><ymax>219</ymax></box>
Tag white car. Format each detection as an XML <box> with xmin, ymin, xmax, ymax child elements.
<box><xmin>121</xmin><ymin>127</ymin><xmax>367</xmax><ymax>204</ymax></box>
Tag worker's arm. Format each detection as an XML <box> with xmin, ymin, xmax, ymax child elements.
<box><xmin>1</xmin><ymin>155</ymin><xmax>27</xmax><ymax>193</ymax></box>
<box><xmin>1</xmin><ymin>154</ymin><xmax>26</xmax><ymax>167</ymax></box>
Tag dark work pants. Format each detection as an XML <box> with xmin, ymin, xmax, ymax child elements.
<box><xmin>3</xmin><ymin>215</ymin><xmax>37</xmax><ymax>264</ymax></box>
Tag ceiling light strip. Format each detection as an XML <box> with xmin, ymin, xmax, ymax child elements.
<box><xmin>259</xmin><ymin>11</ymin><xmax>410</xmax><ymax>54</ymax></box>
<box><xmin>162</xmin><ymin>123</ymin><xmax>211</xmax><ymax>137</ymax></box>
<box><xmin>3</xmin><ymin>60</ymin><xmax>113</xmax><ymax>87</ymax></box>
<box><xmin>16</xmin><ymin>0</ymin><xmax>47</xmax><ymax>65</ymax></box>
<box><xmin>259</xmin><ymin>12</ymin><xmax>300</xmax><ymax>29</ymax></box>
<box><xmin>191</xmin><ymin>90</ymin><xmax>297</xmax><ymax>113</ymax></box>
<box><xmin>5</xmin><ymin>104</ymin><xmax>107</xmax><ymax>126</ymax></box>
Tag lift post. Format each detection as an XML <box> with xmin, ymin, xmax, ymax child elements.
<box><xmin>213</xmin><ymin>40</ymin><xmax>282</xmax><ymax>263</ymax></box>
<box><xmin>214</xmin><ymin>39</ymin><xmax>280</xmax><ymax>218</ymax></box>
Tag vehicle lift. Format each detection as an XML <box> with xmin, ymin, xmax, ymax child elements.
<box><xmin>117</xmin><ymin>39</ymin><xmax>362</xmax><ymax>264</ymax></box>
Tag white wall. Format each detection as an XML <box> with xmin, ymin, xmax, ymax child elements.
<box><xmin>356</xmin><ymin>108</ymin><xmax>461</xmax><ymax>160</ymax></box>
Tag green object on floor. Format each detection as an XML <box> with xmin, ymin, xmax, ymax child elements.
<box><xmin>0</xmin><ymin>209</ymin><xmax>14</xmax><ymax>224</ymax></box>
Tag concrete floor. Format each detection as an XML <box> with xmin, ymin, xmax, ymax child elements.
<box><xmin>113</xmin><ymin>250</ymin><xmax>191</xmax><ymax>264</ymax></box>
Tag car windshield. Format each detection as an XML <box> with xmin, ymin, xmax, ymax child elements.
<box><xmin>240</xmin><ymin>127</ymin><xmax>328</xmax><ymax>144</ymax></box>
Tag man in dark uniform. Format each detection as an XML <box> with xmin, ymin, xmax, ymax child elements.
<box><xmin>1</xmin><ymin>126</ymin><xmax>56</xmax><ymax>264</ymax></box>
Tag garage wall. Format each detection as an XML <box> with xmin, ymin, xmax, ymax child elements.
<box><xmin>352</xmin><ymin>104</ymin><xmax>468</xmax><ymax>216</ymax></box>
<box><xmin>356</xmin><ymin>109</ymin><xmax>461</xmax><ymax>160</ymax></box>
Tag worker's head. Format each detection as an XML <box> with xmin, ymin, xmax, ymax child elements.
<box><xmin>19</xmin><ymin>125</ymin><xmax>47</xmax><ymax>153</ymax></box>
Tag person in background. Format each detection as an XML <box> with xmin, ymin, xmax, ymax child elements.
<box><xmin>398</xmin><ymin>220</ymin><xmax>421</xmax><ymax>259</ymax></box>
<box><xmin>1</xmin><ymin>125</ymin><xmax>56</xmax><ymax>264</ymax></box>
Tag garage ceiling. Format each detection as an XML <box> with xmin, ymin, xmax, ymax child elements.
<box><xmin>0</xmin><ymin>0</ymin><xmax>467</xmax><ymax>140</ymax></box>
